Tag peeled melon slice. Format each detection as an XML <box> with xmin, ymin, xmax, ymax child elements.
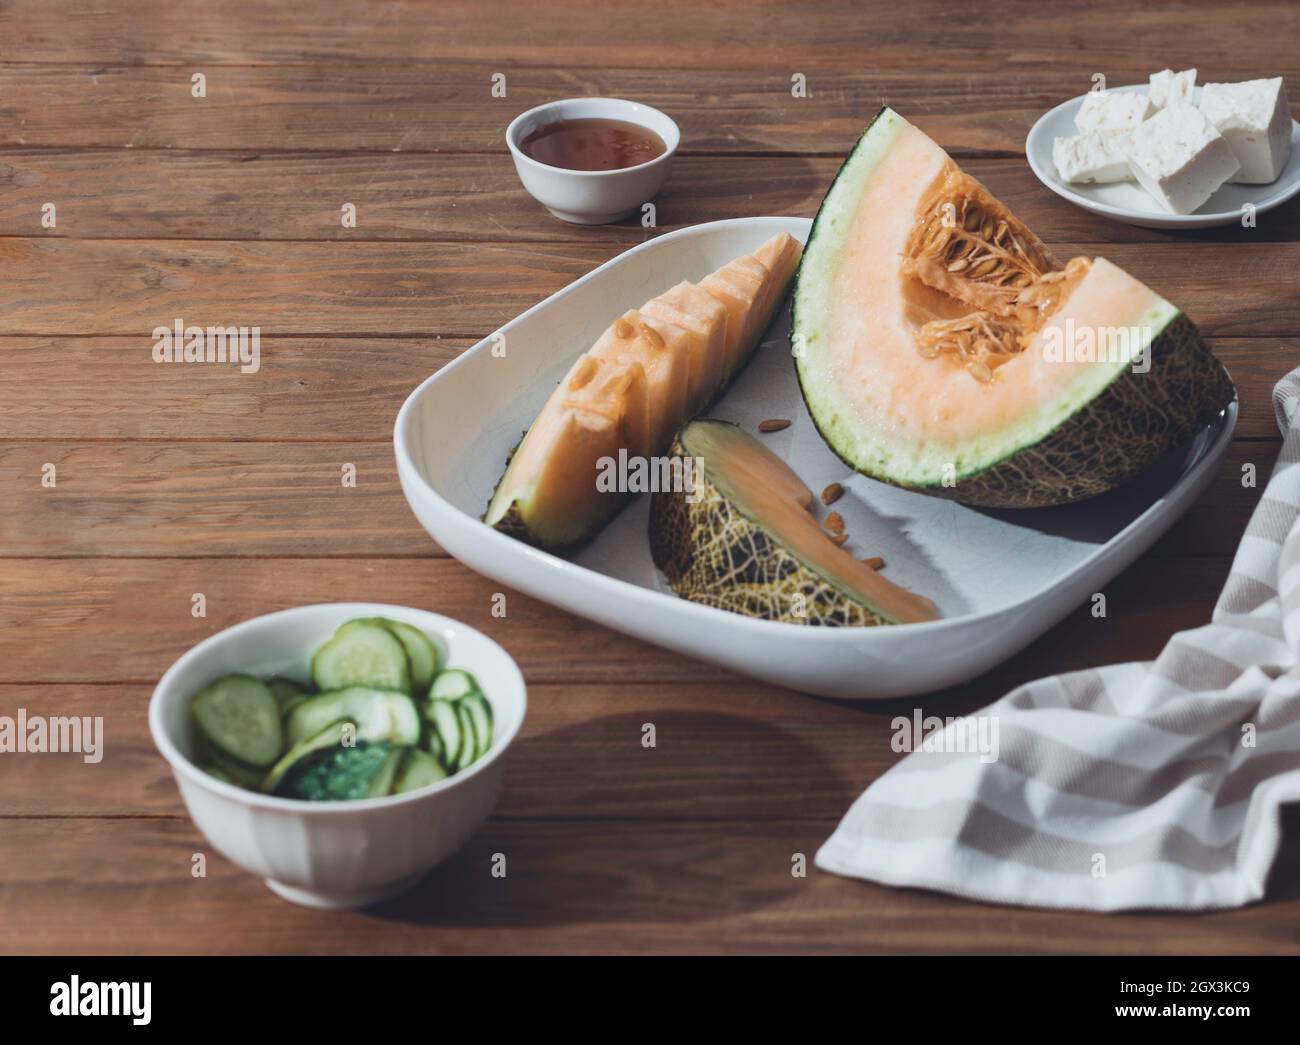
<box><xmin>792</xmin><ymin>108</ymin><xmax>1234</xmax><ymax>508</ymax></box>
<box><xmin>649</xmin><ymin>420</ymin><xmax>938</xmax><ymax>626</ymax></box>
<box><xmin>485</xmin><ymin>355</ymin><xmax>648</xmax><ymax>547</ymax></box>
<box><xmin>485</xmin><ymin>233</ymin><xmax>803</xmax><ymax>547</ymax></box>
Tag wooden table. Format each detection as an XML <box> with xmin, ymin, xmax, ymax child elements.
<box><xmin>2</xmin><ymin>0</ymin><xmax>1299</xmax><ymax>955</ymax></box>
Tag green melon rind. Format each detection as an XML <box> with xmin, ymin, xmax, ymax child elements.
<box><xmin>648</xmin><ymin>424</ymin><xmax>895</xmax><ymax>627</ymax></box>
<box><xmin>790</xmin><ymin>108</ymin><xmax>1236</xmax><ymax>508</ymax></box>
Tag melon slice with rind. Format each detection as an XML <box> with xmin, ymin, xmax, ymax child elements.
<box><xmin>792</xmin><ymin>107</ymin><xmax>1234</xmax><ymax>508</ymax></box>
<box><xmin>649</xmin><ymin>419</ymin><xmax>939</xmax><ymax>626</ymax></box>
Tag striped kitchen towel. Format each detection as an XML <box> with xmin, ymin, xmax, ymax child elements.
<box><xmin>816</xmin><ymin>369</ymin><xmax>1300</xmax><ymax>911</ymax></box>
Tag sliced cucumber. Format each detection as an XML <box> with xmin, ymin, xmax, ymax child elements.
<box><xmin>341</xmin><ymin>618</ymin><xmax>440</xmax><ymax>697</ymax></box>
<box><xmin>393</xmin><ymin>748</ymin><xmax>448</xmax><ymax>794</ymax></box>
<box><xmin>261</xmin><ymin>719</ymin><xmax>353</xmax><ymax>795</ymax></box>
<box><xmin>285</xmin><ymin>687</ymin><xmax>421</xmax><ymax>747</ymax></box>
<box><xmin>425</xmin><ymin>699</ymin><xmax>463</xmax><ymax>768</ymax></box>
<box><xmin>191</xmin><ymin>674</ymin><xmax>282</xmax><ymax>767</ymax></box>
<box><xmin>312</xmin><ymin>622</ymin><xmax>411</xmax><ymax>694</ymax></box>
<box><xmin>461</xmin><ymin>691</ymin><xmax>494</xmax><ymax>761</ymax></box>
<box><xmin>425</xmin><ymin>728</ymin><xmax>446</xmax><ymax>768</ymax></box>
<box><xmin>280</xmin><ymin>740</ymin><xmax>395</xmax><ymax>802</ymax></box>
<box><xmin>365</xmin><ymin>747</ymin><xmax>405</xmax><ymax>798</ymax></box>
<box><xmin>207</xmin><ymin>747</ymin><xmax>269</xmax><ymax>790</ymax></box>
<box><xmin>454</xmin><ymin>701</ymin><xmax>478</xmax><ymax>772</ymax></box>
<box><xmin>202</xmin><ymin>765</ymin><xmax>234</xmax><ymax>785</ymax></box>
<box><xmin>430</xmin><ymin>668</ymin><xmax>478</xmax><ymax>701</ymax></box>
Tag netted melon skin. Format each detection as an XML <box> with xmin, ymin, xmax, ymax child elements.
<box><xmin>649</xmin><ymin>439</ymin><xmax>891</xmax><ymax>627</ymax></box>
<box><xmin>899</xmin><ymin>314</ymin><xmax>1235</xmax><ymax>509</ymax></box>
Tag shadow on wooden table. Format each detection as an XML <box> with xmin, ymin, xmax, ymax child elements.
<box><xmin>367</xmin><ymin>710</ymin><xmax>844</xmax><ymax>929</ymax></box>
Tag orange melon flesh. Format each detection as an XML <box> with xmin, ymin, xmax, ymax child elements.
<box><xmin>639</xmin><ymin>282</ymin><xmax>728</xmax><ymax>413</ymax></box>
<box><xmin>793</xmin><ymin>110</ymin><xmax>1182</xmax><ymax>487</ymax></box>
<box><xmin>485</xmin><ymin>356</ymin><xmax>648</xmax><ymax>546</ymax></box>
<box><xmin>679</xmin><ymin>420</ymin><xmax>938</xmax><ymax>624</ymax></box>
<box><xmin>590</xmin><ymin>309</ymin><xmax>691</xmax><ymax>450</ymax></box>
<box><xmin>485</xmin><ymin>233</ymin><xmax>803</xmax><ymax>546</ymax></box>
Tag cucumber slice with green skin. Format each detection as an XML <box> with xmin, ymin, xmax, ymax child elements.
<box><xmin>430</xmin><ymin>668</ymin><xmax>479</xmax><ymax>701</ymax></box>
<box><xmin>425</xmin><ymin>728</ymin><xmax>446</xmax><ymax>768</ymax></box>
<box><xmin>454</xmin><ymin>701</ymin><xmax>478</xmax><ymax>772</ymax></box>
<box><xmin>261</xmin><ymin>719</ymin><xmax>354</xmax><ymax>795</ymax></box>
<box><xmin>460</xmin><ymin>692</ymin><xmax>494</xmax><ymax>761</ymax></box>
<box><xmin>365</xmin><ymin>747</ymin><xmax>405</xmax><ymax>798</ymax></box>
<box><xmin>341</xmin><ymin>618</ymin><xmax>440</xmax><ymax>697</ymax></box>
<box><xmin>279</xmin><ymin>739</ymin><xmax>395</xmax><ymax>801</ymax></box>
<box><xmin>285</xmin><ymin>687</ymin><xmax>421</xmax><ymax>747</ymax></box>
<box><xmin>394</xmin><ymin>748</ymin><xmax>448</xmax><ymax>793</ymax></box>
<box><xmin>312</xmin><ymin>622</ymin><xmax>411</xmax><ymax>694</ymax></box>
<box><xmin>203</xmin><ymin>765</ymin><xmax>235</xmax><ymax>785</ymax></box>
<box><xmin>191</xmin><ymin>674</ymin><xmax>282</xmax><ymax>767</ymax></box>
<box><xmin>268</xmin><ymin>676</ymin><xmax>310</xmax><ymax>707</ymax></box>
<box><xmin>425</xmin><ymin>699</ymin><xmax>463</xmax><ymax>768</ymax></box>
<box><xmin>206</xmin><ymin>747</ymin><xmax>269</xmax><ymax>790</ymax></box>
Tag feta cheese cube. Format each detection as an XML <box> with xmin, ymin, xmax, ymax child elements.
<box><xmin>1075</xmin><ymin>91</ymin><xmax>1155</xmax><ymax>133</ymax></box>
<box><xmin>1199</xmin><ymin>77</ymin><xmax>1292</xmax><ymax>184</ymax></box>
<box><xmin>1053</xmin><ymin>131</ymin><xmax>1133</xmax><ymax>184</ymax></box>
<box><xmin>1126</xmin><ymin>101</ymin><xmax>1241</xmax><ymax>214</ymax></box>
<box><xmin>1148</xmin><ymin>68</ymin><xmax>1197</xmax><ymax>110</ymax></box>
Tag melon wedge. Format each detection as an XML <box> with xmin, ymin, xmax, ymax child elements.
<box><xmin>485</xmin><ymin>355</ymin><xmax>648</xmax><ymax>547</ymax></box>
<box><xmin>485</xmin><ymin>232</ymin><xmax>803</xmax><ymax>547</ymax></box>
<box><xmin>649</xmin><ymin>420</ymin><xmax>938</xmax><ymax>626</ymax></box>
<box><xmin>792</xmin><ymin>108</ymin><xmax>1234</xmax><ymax>508</ymax></box>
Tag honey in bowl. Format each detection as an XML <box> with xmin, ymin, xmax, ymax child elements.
<box><xmin>520</xmin><ymin>118</ymin><xmax>667</xmax><ymax>172</ymax></box>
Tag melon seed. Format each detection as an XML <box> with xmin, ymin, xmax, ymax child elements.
<box><xmin>829</xmin><ymin>533</ymin><xmax>849</xmax><ymax>547</ymax></box>
<box><xmin>613</xmin><ymin>317</ymin><xmax>635</xmax><ymax>339</ymax></box>
<box><xmin>820</xmin><ymin>482</ymin><xmax>844</xmax><ymax>505</ymax></box>
<box><xmin>861</xmin><ymin>556</ymin><xmax>885</xmax><ymax>570</ymax></box>
<box><xmin>568</xmin><ymin>356</ymin><xmax>598</xmax><ymax>391</ymax></box>
<box><xmin>758</xmin><ymin>418</ymin><xmax>791</xmax><ymax>433</ymax></box>
<box><xmin>966</xmin><ymin>359</ymin><xmax>992</xmax><ymax>383</ymax></box>
<box><xmin>640</xmin><ymin>324</ymin><xmax>665</xmax><ymax>350</ymax></box>
<box><xmin>824</xmin><ymin>511</ymin><xmax>845</xmax><ymax>535</ymax></box>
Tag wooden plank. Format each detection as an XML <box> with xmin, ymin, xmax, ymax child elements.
<box><xmin>4</xmin><ymin>61</ymin><xmax>1299</xmax><ymax>158</ymax></box>
<box><xmin>0</xmin><ymin>336</ymin><xmax>1290</xmax><ymax>441</ymax></box>
<box><xmin>0</xmin><ymin>336</ymin><xmax>466</xmax><ymax>440</ymax></box>
<box><xmin>6</xmin><ymin>151</ymin><xmax>1299</xmax><ymax>245</ymax></box>
<box><xmin>0</xmin><ymin>437</ymin><xmax>1265</xmax><ymax>559</ymax></box>
<box><xmin>4</xmin><ymin>237</ymin><xmax>1300</xmax><ymax>338</ymax></box>
<box><xmin>0</xmin><ymin>442</ymin><xmax>440</xmax><ymax>557</ymax></box>
<box><xmin>0</xmin><ymin>554</ymin><xmax>1233</xmax><ymax>685</ymax></box>
<box><xmin>4</xmin><ymin>0</ymin><xmax>1298</xmax><ymax>78</ymax></box>
<box><xmin>0</xmin><ymin>815</ymin><xmax>1296</xmax><ymax>955</ymax></box>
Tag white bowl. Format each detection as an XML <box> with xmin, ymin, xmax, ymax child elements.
<box><xmin>148</xmin><ymin>603</ymin><xmax>526</xmax><ymax>909</ymax></box>
<box><xmin>505</xmin><ymin>97</ymin><xmax>679</xmax><ymax>224</ymax></box>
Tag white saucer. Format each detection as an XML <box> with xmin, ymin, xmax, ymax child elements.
<box><xmin>1025</xmin><ymin>83</ymin><xmax>1300</xmax><ymax>229</ymax></box>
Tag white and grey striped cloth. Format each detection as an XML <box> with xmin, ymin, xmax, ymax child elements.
<box><xmin>817</xmin><ymin>369</ymin><xmax>1300</xmax><ymax>911</ymax></box>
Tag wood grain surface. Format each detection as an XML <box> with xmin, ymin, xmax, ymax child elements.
<box><xmin>1</xmin><ymin>0</ymin><xmax>1298</xmax><ymax>955</ymax></box>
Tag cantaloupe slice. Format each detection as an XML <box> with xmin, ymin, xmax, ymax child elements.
<box><xmin>486</xmin><ymin>356</ymin><xmax>648</xmax><ymax>547</ymax></box>
<box><xmin>793</xmin><ymin>108</ymin><xmax>1234</xmax><ymax>508</ymax></box>
<box><xmin>650</xmin><ymin>419</ymin><xmax>938</xmax><ymax>625</ymax></box>
<box><xmin>485</xmin><ymin>233</ymin><xmax>803</xmax><ymax>547</ymax></box>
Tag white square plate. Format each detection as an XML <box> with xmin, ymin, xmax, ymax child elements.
<box><xmin>394</xmin><ymin>217</ymin><xmax>1236</xmax><ymax>699</ymax></box>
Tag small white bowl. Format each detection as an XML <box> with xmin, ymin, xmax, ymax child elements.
<box><xmin>148</xmin><ymin>603</ymin><xmax>526</xmax><ymax>909</ymax></box>
<box><xmin>506</xmin><ymin>97</ymin><xmax>679</xmax><ymax>225</ymax></box>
